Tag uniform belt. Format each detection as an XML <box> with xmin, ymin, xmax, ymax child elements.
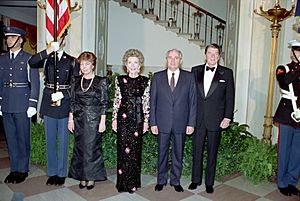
<box><xmin>45</xmin><ymin>83</ymin><xmax>71</xmax><ymax>90</ymax></box>
<box><xmin>3</xmin><ymin>82</ymin><xmax>29</xmax><ymax>88</ymax></box>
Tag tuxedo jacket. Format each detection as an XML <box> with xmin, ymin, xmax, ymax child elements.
<box><xmin>150</xmin><ymin>69</ymin><xmax>197</xmax><ymax>133</ymax></box>
<box><xmin>191</xmin><ymin>64</ymin><xmax>235</xmax><ymax>131</ymax></box>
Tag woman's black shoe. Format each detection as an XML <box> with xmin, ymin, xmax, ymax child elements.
<box><xmin>86</xmin><ymin>181</ymin><xmax>95</xmax><ymax>190</ymax></box>
<box><xmin>79</xmin><ymin>183</ymin><xmax>86</xmax><ymax>189</ymax></box>
<box><xmin>86</xmin><ymin>184</ymin><xmax>94</xmax><ymax>190</ymax></box>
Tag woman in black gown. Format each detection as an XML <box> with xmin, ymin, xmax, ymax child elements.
<box><xmin>112</xmin><ymin>49</ymin><xmax>150</xmax><ymax>193</ymax></box>
<box><xmin>68</xmin><ymin>52</ymin><xmax>108</xmax><ymax>190</ymax></box>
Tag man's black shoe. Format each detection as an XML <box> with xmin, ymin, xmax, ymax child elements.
<box><xmin>288</xmin><ymin>185</ymin><xmax>300</xmax><ymax>196</ymax></box>
<box><xmin>46</xmin><ymin>175</ymin><xmax>57</xmax><ymax>185</ymax></box>
<box><xmin>4</xmin><ymin>172</ymin><xmax>17</xmax><ymax>183</ymax></box>
<box><xmin>154</xmin><ymin>184</ymin><xmax>164</xmax><ymax>191</ymax></box>
<box><xmin>15</xmin><ymin>172</ymin><xmax>28</xmax><ymax>184</ymax></box>
<box><xmin>55</xmin><ymin>176</ymin><xmax>66</xmax><ymax>186</ymax></box>
<box><xmin>279</xmin><ymin>187</ymin><xmax>291</xmax><ymax>196</ymax></box>
<box><xmin>205</xmin><ymin>185</ymin><xmax>214</xmax><ymax>194</ymax></box>
<box><xmin>171</xmin><ymin>184</ymin><xmax>184</xmax><ymax>192</ymax></box>
<box><xmin>188</xmin><ymin>182</ymin><xmax>200</xmax><ymax>190</ymax></box>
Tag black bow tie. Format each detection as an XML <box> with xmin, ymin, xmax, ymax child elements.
<box><xmin>206</xmin><ymin>66</ymin><xmax>215</xmax><ymax>72</ymax></box>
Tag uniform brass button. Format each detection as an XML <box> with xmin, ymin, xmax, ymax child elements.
<box><xmin>9</xmin><ymin>74</ymin><xmax>12</xmax><ymax>76</ymax></box>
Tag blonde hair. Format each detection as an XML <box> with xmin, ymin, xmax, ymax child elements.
<box><xmin>122</xmin><ymin>49</ymin><xmax>145</xmax><ymax>73</ymax></box>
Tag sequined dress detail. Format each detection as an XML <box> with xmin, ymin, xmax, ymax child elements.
<box><xmin>113</xmin><ymin>75</ymin><xmax>150</xmax><ymax>192</ymax></box>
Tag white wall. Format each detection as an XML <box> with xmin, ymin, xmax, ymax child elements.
<box><xmin>236</xmin><ymin>0</ymin><xmax>296</xmax><ymax>141</ymax></box>
<box><xmin>107</xmin><ymin>1</ymin><xmax>206</xmax><ymax>74</ymax></box>
<box><xmin>191</xmin><ymin>0</ymin><xmax>227</xmax><ymax>20</ymax></box>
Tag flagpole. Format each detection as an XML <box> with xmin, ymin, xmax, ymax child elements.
<box><xmin>53</xmin><ymin>0</ymin><xmax>58</xmax><ymax>94</ymax></box>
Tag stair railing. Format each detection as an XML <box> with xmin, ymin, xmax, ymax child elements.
<box><xmin>120</xmin><ymin>0</ymin><xmax>226</xmax><ymax>51</ymax></box>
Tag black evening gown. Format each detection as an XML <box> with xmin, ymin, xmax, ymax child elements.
<box><xmin>68</xmin><ymin>75</ymin><xmax>108</xmax><ymax>181</ymax></box>
<box><xmin>113</xmin><ymin>75</ymin><xmax>150</xmax><ymax>192</ymax></box>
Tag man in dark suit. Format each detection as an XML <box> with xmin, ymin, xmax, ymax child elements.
<box><xmin>29</xmin><ymin>30</ymin><xmax>79</xmax><ymax>186</ymax></box>
<box><xmin>150</xmin><ymin>49</ymin><xmax>197</xmax><ymax>192</ymax></box>
<box><xmin>188</xmin><ymin>44</ymin><xmax>235</xmax><ymax>193</ymax></box>
<box><xmin>0</xmin><ymin>26</ymin><xmax>40</xmax><ymax>184</ymax></box>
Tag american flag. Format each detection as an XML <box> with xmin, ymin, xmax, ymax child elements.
<box><xmin>46</xmin><ymin>0</ymin><xmax>70</xmax><ymax>44</ymax></box>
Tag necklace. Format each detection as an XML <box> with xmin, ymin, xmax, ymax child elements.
<box><xmin>81</xmin><ymin>74</ymin><xmax>95</xmax><ymax>92</ymax></box>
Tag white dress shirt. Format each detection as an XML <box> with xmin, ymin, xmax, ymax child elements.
<box><xmin>167</xmin><ymin>68</ymin><xmax>180</xmax><ymax>88</ymax></box>
<box><xmin>10</xmin><ymin>48</ymin><xmax>21</xmax><ymax>60</ymax></box>
<box><xmin>204</xmin><ymin>64</ymin><xmax>217</xmax><ymax>96</ymax></box>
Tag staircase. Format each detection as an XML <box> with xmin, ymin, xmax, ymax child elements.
<box><xmin>115</xmin><ymin>0</ymin><xmax>226</xmax><ymax>50</ymax></box>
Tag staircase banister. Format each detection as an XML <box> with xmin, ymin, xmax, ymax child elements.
<box><xmin>180</xmin><ymin>0</ymin><xmax>226</xmax><ymax>24</ymax></box>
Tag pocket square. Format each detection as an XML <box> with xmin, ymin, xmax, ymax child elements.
<box><xmin>219</xmin><ymin>80</ymin><xmax>225</xmax><ymax>82</ymax></box>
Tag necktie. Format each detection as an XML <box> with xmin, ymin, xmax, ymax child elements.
<box><xmin>11</xmin><ymin>53</ymin><xmax>14</xmax><ymax>61</ymax></box>
<box><xmin>206</xmin><ymin>66</ymin><xmax>215</xmax><ymax>72</ymax></box>
<box><xmin>170</xmin><ymin>73</ymin><xmax>175</xmax><ymax>91</ymax></box>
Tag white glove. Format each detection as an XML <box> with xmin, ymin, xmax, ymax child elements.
<box><xmin>51</xmin><ymin>42</ymin><xmax>60</xmax><ymax>52</ymax></box>
<box><xmin>0</xmin><ymin>106</ymin><xmax>2</xmax><ymax>116</ymax></box>
<box><xmin>27</xmin><ymin>107</ymin><xmax>37</xmax><ymax>118</ymax></box>
<box><xmin>51</xmin><ymin>92</ymin><xmax>64</xmax><ymax>102</ymax></box>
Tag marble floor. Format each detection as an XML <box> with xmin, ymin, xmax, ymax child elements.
<box><xmin>0</xmin><ymin>133</ymin><xmax>299</xmax><ymax>201</ymax></box>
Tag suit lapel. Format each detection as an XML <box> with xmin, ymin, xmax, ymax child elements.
<box><xmin>162</xmin><ymin>70</ymin><xmax>173</xmax><ymax>99</ymax></box>
<box><xmin>196</xmin><ymin>66</ymin><xmax>205</xmax><ymax>97</ymax></box>
<box><xmin>173</xmin><ymin>69</ymin><xmax>183</xmax><ymax>95</ymax></box>
<box><xmin>206</xmin><ymin>65</ymin><xmax>224</xmax><ymax>98</ymax></box>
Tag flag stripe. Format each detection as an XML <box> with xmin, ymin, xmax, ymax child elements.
<box><xmin>46</xmin><ymin>0</ymin><xmax>70</xmax><ymax>44</ymax></box>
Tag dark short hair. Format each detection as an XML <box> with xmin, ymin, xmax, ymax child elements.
<box><xmin>205</xmin><ymin>43</ymin><xmax>221</xmax><ymax>54</ymax></box>
<box><xmin>77</xmin><ymin>51</ymin><xmax>97</xmax><ymax>71</ymax></box>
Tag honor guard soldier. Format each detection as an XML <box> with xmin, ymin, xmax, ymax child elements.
<box><xmin>29</xmin><ymin>30</ymin><xmax>79</xmax><ymax>186</ymax></box>
<box><xmin>0</xmin><ymin>26</ymin><xmax>40</xmax><ymax>184</ymax></box>
<box><xmin>273</xmin><ymin>39</ymin><xmax>300</xmax><ymax>197</ymax></box>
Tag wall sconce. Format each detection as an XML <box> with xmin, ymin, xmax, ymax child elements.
<box><xmin>193</xmin><ymin>11</ymin><xmax>203</xmax><ymax>39</ymax></box>
<box><xmin>169</xmin><ymin>0</ymin><xmax>180</xmax><ymax>27</ymax></box>
<box><xmin>148</xmin><ymin>0</ymin><xmax>155</xmax><ymax>15</ymax></box>
<box><xmin>216</xmin><ymin>23</ymin><xmax>225</xmax><ymax>49</ymax></box>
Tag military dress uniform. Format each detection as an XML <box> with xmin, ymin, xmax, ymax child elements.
<box><xmin>273</xmin><ymin>61</ymin><xmax>300</xmax><ymax>195</ymax></box>
<box><xmin>0</xmin><ymin>27</ymin><xmax>40</xmax><ymax>183</ymax></box>
<box><xmin>29</xmin><ymin>49</ymin><xmax>79</xmax><ymax>184</ymax></box>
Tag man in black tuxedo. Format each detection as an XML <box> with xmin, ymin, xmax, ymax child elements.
<box><xmin>188</xmin><ymin>44</ymin><xmax>235</xmax><ymax>193</ymax></box>
<box><xmin>150</xmin><ymin>49</ymin><xmax>197</xmax><ymax>192</ymax></box>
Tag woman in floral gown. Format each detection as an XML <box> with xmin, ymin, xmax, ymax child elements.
<box><xmin>112</xmin><ymin>49</ymin><xmax>150</xmax><ymax>193</ymax></box>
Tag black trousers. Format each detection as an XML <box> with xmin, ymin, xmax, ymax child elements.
<box><xmin>191</xmin><ymin>124</ymin><xmax>221</xmax><ymax>186</ymax></box>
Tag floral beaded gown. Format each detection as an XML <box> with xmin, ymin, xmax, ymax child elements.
<box><xmin>113</xmin><ymin>75</ymin><xmax>150</xmax><ymax>192</ymax></box>
<box><xmin>68</xmin><ymin>75</ymin><xmax>108</xmax><ymax>181</ymax></box>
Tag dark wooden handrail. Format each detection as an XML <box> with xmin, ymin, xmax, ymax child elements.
<box><xmin>180</xmin><ymin>0</ymin><xmax>225</xmax><ymax>24</ymax></box>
